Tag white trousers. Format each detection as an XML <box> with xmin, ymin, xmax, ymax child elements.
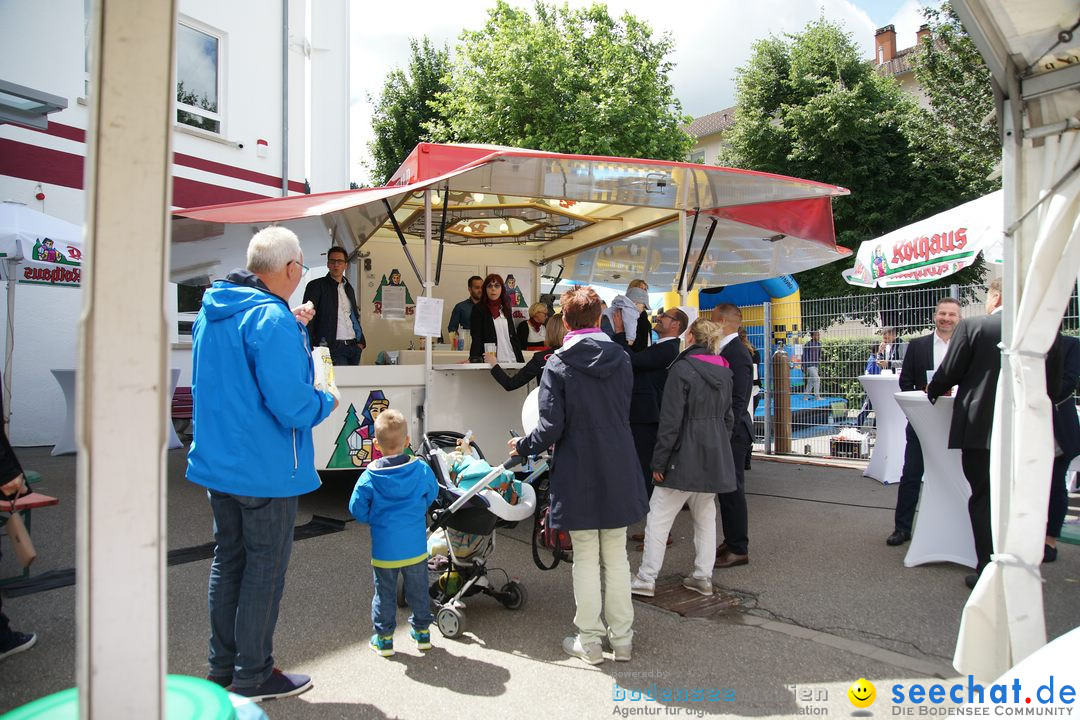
<box><xmin>636</xmin><ymin>487</ymin><xmax>717</xmax><ymax>583</ymax></box>
<box><xmin>568</xmin><ymin>527</ymin><xmax>634</xmax><ymax>647</ymax></box>
<box><xmin>805</xmin><ymin>365</ymin><xmax>821</xmax><ymax>397</ymax></box>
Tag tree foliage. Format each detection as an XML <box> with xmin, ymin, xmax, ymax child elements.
<box><xmin>366</xmin><ymin>37</ymin><xmax>451</xmax><ymax>185</ymax></box>
<box><xmin>425</xmin><ymin>1</ymin><xmax>693</xmax><ymax>161</ymax></box>
<box><xmin>721</xmin><ymin>18</ymin><xmax>991</xmax><ymax>300</ymax></box>
<box><xmin>909</xmin><ymin>2</ymin><xmax>999</xmax><ymax>200</ymax></box>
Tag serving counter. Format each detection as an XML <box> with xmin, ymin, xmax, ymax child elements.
<box><xmin>312</xmin><ymin>361</ymin><xmax>533</xmax><ymax>475</ymax></box>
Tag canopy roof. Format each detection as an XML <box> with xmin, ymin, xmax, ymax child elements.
<box><xmin>172</xmin><ymin>143</ymin><xmax>850</xmax><ymax>288</ymax></box>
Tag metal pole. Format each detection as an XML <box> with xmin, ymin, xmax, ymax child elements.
<box><xmin>423</xmin><ymin>190</ymin><xmax>433</xmax><ymax>438</ymax></box>
<box><xmin>763</xmin><ymin>300</ymin><xmax>773</xmax><ymax>455</ymax></box>
<box><xmin>281</xmin><ymin>0</ymin><xmax>289</xmax><ymax>197</ymax></box>
<box><xmin>80</xmin><ymin>0</ymin><xmax>176</xmax><ymax>715</ymax></box>
<box><xmin>677</xmin><ymin>211</ymin><xmax>687</xmax><ymax>304</ymax></box>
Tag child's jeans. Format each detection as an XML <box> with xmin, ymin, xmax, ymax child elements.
<box><xmin>372</xmin><ymin>560</ymin><xmax>433</xmax><ymax>636</ymax></box>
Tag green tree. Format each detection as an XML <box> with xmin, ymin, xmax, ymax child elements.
<box><xmin>721</xmin><ymin>18</ymin><xmax>986</xmax><ymax>300</ymax></box>
<box><xmin>909</xmin><ymin>2</ymin><xmax>999</xmax><ymax>200</ymax></box>
<box><xmin>367</xmin><ymin>37</ymin><xmax>451</xmax><ymax>185</ymax></box>
<box><xmin>328</xmin><ymin>404</ymin><xmax>361</xmax><ymax>469</ymax></box>
<box><xmin>426</xmin><ymin>0</ymin><xmax>693</xmax><ymax>161</ymax></box>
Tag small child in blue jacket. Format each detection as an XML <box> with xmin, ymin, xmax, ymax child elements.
<box><xmin>348</xmin><ymin>408</ymin><xmax>438</xmax><ymax>656</ymax></box>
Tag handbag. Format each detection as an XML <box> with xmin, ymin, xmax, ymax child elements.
<box><xmin>5</xmin><ymin>501</ymin><xmax>37</xmax><ymax>568</ymax></box>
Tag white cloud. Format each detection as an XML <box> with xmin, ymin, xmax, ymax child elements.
<box><xmin>348</xmin><ymin>1</ymin><xmax>891</xmax><ymax>185</ymax></box>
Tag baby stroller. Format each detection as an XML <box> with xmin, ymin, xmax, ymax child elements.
<box><xmin>418</xmin><ymin>430</ymin><xmax>539</xmax><ymax>639</ymax></box>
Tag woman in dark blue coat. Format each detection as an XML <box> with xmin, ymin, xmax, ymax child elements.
<box><xmin>512</xmin><ymin>288</ymin><xmax>647</xmax><ymax>666</ymax></box>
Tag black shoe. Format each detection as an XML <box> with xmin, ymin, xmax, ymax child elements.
<box><xmin>0</xmin><ymin>631</ymin><xmax>36</xmax><ymax>661</ymax></box>
<box><xmin>1044</xmin><ymin>544</ymin><xmax>1058</xmax><ymax>563</ymax></box>
<box><xmin>964</xmin><ymin>574</ymin><xmax>979</xmax><ymax>590</ymax></box>
<box><xmin>233</xmin><ymin>669</ymin><xmax>312</xmax><ymax>702</ymax></box>
<box><xmin>886</xmin><ymin>530</ymin><xmax>911</xmax><ymax>546</ymax></box>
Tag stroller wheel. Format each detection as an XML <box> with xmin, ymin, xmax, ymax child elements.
<box><xmin>498</xmin><ymin>581</ymin><xmax>527</xmax><ymax>611</ymax></box>
<box><xmin>436</xmin><ymin>606</ymin><xmax>466</xmax><ymax>639</ymax></box>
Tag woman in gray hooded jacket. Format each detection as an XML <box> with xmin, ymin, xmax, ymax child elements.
<box><xmin>631</xmin><ymin>318</ymin><xmax>738</xmax><ymax>598</ymax></box>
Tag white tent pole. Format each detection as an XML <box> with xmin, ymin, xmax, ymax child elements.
<box><xmin>78</xmin><ymin>0</ymin><xmax>176</xmax><ymax>716</ymax></box>
<box><xmin>423</xmin><ymin>190</ymin><xmax>432</xmax><ymax>439</ymax></box>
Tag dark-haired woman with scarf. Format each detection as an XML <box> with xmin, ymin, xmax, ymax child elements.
<box><xmin>469</xmin><ymin>273</ymin><xmax>525</xmax><ymax>363</ymax></box>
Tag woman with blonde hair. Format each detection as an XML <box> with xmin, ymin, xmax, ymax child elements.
<box><xmin>631</xmin><ymin>317</ymin><xmax>738</xmax><ymax>598</ymax></box>
<box><xmin>516</xmin><ymin>302</ymin><xmax>551</xmax><ymax>351</ymax></box>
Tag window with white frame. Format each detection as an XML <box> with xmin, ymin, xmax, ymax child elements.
<box><xmin>176</xmin><ymin>20</ymin><xmax>224</xmax><ymax>134</ymax></box>
<box><xmin>688</xmin><ymin>150</ymin><xmax>706</xmax><ymax>164</ymax></box>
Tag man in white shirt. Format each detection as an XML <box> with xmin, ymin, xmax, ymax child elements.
<box><xmin>303</xmin><ymin>246</ymin><xmax>366</xmax><ymax>365</ymax></box>
<box><xmin>886</xmin><ymin>297</ymin><xmax>960</xmax><ymax>546</ymax></box>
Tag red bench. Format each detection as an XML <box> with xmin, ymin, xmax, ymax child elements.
<box><xmin>172</xmin><ymin>386</ymin><xmax>193</xmax><ymax>442</ymax></box>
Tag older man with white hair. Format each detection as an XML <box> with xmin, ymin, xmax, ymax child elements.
<box><xmin>187</xmin><ymin>226</ymin><xmax>338</xmax><ymax>701</ymax></box>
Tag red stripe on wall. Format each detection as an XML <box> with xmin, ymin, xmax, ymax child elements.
<box><xmin>24</xmin><ymin>121</ymin><xmax>306</xmax><ymax>193</ymax></box>
<box><xmin>0</xmin><ymin>138</ymin><xmax>84</xmax><ymax>189</ymax></box>
<box><xmin>174</xmin><ymin>153</ymin><xmax>306</xmax><ymax>194</ymax></box>
<box><xmin>0</xmin><ymin>138</ymin><xmax>272</xmax><ymax>206</ymax></box>
<box><xmin>173</xmin><ymin>177</ymin><xmax>268</xmax><ymax>207</ymax></box>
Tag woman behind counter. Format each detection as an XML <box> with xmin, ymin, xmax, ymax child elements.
<box><xmin>470</xmin><ymin>273</ymin><xmax>525</xmax><ymax>364</ymax></box>
<box><xmin>488</xmin><ymin>313</ymin><xmax>567</xmax><ymax>391</ymax></box>
<box><xmin>517</xmin><ymin>302</ymin><xmax>550</xmax><ymax>352</ymax></box>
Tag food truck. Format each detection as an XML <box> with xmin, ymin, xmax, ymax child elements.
<box><xmin>171</xmin><ymin>143</ymin><xmax>851</xmax><ymax>474</ymax></box>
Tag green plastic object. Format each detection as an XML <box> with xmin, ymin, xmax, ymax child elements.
<box><xmin>1</xmin><ymin>676</ymin><xmax>236</xmax><ymax>720</ymax></box>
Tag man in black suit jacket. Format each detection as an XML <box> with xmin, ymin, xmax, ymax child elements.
<box><xmin>614</xmin><ymin>307</ymin><xmax>686</xmax><ymax>498</ymax></box>
<box><xmin>302</xmin><ymin>246</ymin><xmax>366</xmax><ymax>364</ymax></box>
<box><xmin>1046</xmin><ymin>333</ymin><xmax>1080</xmax><ymax>563</ymax></box>
<box><xmin>928</xmin><ymin>279</ymin><xmax>1061</xmax><ymax>587</ymax></box>
<box><xmin>713</xmin><ymin>303</ymin><xmax>755</xmax><ymax>568</ymax></box>
<box><xmin>887</xmin><ymin>298</ymin><xmax>961</xmax><ymax>546</ymax></box>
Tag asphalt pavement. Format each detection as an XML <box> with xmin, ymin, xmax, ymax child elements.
<box><xmin>1</xmin><ymin>446</ymin><xmax>1077</xmax><ymax>718</ymax></box>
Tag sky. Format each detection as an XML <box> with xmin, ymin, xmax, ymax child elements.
<box><xmin>348</xmin><ymin>0</ymin><xmax>936</xmax><ymax>186</ymax></box>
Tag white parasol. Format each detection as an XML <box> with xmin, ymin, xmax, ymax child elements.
<box><xmin>842</xmin><ymin>190</ymin><xmax>1003</xmax><ymax>288</ymax></box>
<box><xmin>0</xmin><ymin>201</ymin><xmax>85</xmax><ymax>429</ymax></box>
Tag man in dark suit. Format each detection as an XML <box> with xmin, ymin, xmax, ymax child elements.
<box><xmin>1046</xmin><ymin>333</ymin><xmax>1080</xmax><ymax>563</ymax></box>
<box><xmin>302</xmin><ymin>246</ymin><xmax>366</xmax><ymax>365</ymax></box>
<box><xmin>613</xmin><ymin>306</ymin><xmax>686</xmax><ymax>499</ymax></box>
<box><xmin>713</xmin><ymin>303</ymin><xmax>755</xmax><ymax>568</ymax></box>
<box><xmin>927</xmin><ymin>279</ymin><xmax>1061</xmax><ymax>588</ymax></box>
<box><xmin>887</xmin><ymin>297</ymin><xmax>961</xmax><ymax>546</ymax></box>
<box><xmin>928</xmin><ymin>281</ymin><xmax>1004</xmax><ymax>588</ymax></box>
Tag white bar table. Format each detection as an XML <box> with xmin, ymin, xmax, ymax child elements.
<box><xmin>859</xmin><ymin>373</ymin><xmax>907</xmax><ymax>485</ymax></box>
<box><xmin>51</xmin><ymin>368</ymin><xmax>182</xmax><ymax>455</ymax></box>
<box><xmin>894</xmin><ymin>391</ymin><xmax>977</xmax><ymax>568</ymax></box>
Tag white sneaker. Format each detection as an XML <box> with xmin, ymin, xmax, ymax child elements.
<box><xmin>630</xmin><ymin>575</ymin><xmax>655</xmax><ymax>597</ymax></box>
<box><xmin>562</xmin><ymin>636</ymin><xmax>603</xmax><ymax>665</ymax></box>
<box><xmin>682</xmin><ymin>575</ymin><xmax>713</xmax><ymax>596</ymax></box>
<box><xmin>612</xmin><ymin>643</ymin><xmax>632</xmax><ymax>662</ymax></box>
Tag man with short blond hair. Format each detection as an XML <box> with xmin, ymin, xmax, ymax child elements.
<box><xmin>712</xmin><ymin>303</ymin><xmax>755</xmax><ymax>568</ymax></box>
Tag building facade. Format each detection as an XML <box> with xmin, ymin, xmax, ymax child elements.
<box><xmin>0</xmin><ymin>0</ymin><xmax>351</xmax><ymax>445</ymax></box>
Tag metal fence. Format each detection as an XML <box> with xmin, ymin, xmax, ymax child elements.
<box><xmin>740</xmin><ymin>283</ymin><xmax>1080</xmax><ymax>460</ymax></box>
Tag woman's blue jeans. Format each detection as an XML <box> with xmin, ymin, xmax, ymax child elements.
<box><xmin>207</xmin><ymin>491</ymin><xmax>297</xmax><ymax>689</ymax></box>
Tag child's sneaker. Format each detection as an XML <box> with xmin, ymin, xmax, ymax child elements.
<box><xmin>369</xmin><ymin>634</ymin><xmax>394</xmax><ymax>657</ymax></box>
<box><xmin>411</xmin><ymin>627</ymin><xmax>432</xmax><ymax>650</ymax></box>
<box><xmin>0</xmin><ymin>631</ymin><xmax>36</xmax><ymax>661</ymax></box>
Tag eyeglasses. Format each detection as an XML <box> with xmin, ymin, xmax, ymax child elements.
<box><xmin>327</xmin><ymin>258</ymin><xmax>347</xmax><ymax>266</ymax></box>
<box><xmin>487</xmin><ymin>283</ymin><xmax>502</xmax><ymax>289</ymax></box>
<box><xmin>658</xmin><ymin>313</ymin><xmax>678</xmax><ymax>322</ymax></box>
<box><xmin>289</xmin><ymin>259</ymin><xmax>310</xmax><ymax>274</ymax></box>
